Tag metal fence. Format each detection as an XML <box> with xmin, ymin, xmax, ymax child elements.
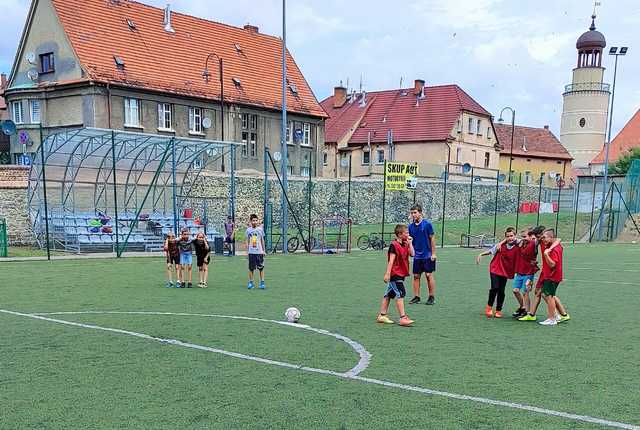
<box><xmin>0</xmin><ymin>217</ymin><xmax>7</xmax><ymax>257</ymax></box>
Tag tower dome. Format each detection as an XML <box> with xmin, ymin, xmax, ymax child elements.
<box><xmin>576</xmin><ymin>15</ymin><xmax>606</xmax><ymax>49</ymax></box>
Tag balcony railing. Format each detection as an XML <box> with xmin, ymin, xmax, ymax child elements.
<box><xmin>564</xmin><ymin>82</ymin><xmax>611</xmax><ymax>93</ymax></box>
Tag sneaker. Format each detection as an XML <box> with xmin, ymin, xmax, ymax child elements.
<box><xmin>165</xmin><ymin>282</ymin><xmax>173</xmax><ymax>288</ymax></box>
<box><xmin>425</xmin><ymin>296</ymin><xmax>435</xmax><ymax>305</ymax></box>
<box><xmin>398</xmin><ymin>316</ymin><xmax>414</xmax><ymax>327</ymax></box>
<box><xmin>259</xmin><ymin>281</ymin><xmax>265</xmax><ymax>290</ymax></box>
<box><xmin>376</xmin><ymin>314</ymin><xmax>394</xmax><ymax>324</ymax></box>
<box><xmin>518</xmin><ymin>314</ymin><xmax>537</xmax><ymax>321</ymax></box>
<box><xmin>247</xmin><ymin>281</ymin><xmax>254</xmax><ymax>290</ymax></box>
<box><xmin>539</xmin><ymin>318</ymin><xmax>558</xmax><ymax>326</ymax></box>
<box><xmin>175</xmin><ymin>282</ymin><xmax>182</xmax><ymax>289</ymax></box>
<box><xmin>559</xmin><ymin>313</ymin><xmax>571</xmax><ymax>323</ymax></box>
<box><xmin>512</xmin><ymin>308</ymin><xmax>525</xmax><ymax>318</ymax></box>
<box><xmin>494</xmin><ymin>310</ymin><xmax>503</xmax><ymax>318</ymax></box>
<box><xmin>485</xmin><ymin>305</ymin><xmax>494</xmax><ymax>318</ymax></box>
<box><xmin>203</xmin><ymin>283</ymin><xmax>208</xmax><ymax>288</ymax></box>
<box><xmin>409</xmin><ymin>296</ymin><xmax>421</xmax><ymax>305</ymax></box>
<box><xmin>187</xmin><ymin>282</ymin><xmax>192</xmax><ymax>288</ymax></box>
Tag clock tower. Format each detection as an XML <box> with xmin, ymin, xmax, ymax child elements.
<box><xmin>560</xmin><ymin>14</ymin><xmax>611</xmax><ymax>169</ymax></box>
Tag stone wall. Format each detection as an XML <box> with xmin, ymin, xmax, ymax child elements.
<box><xmin>187</xmin><ymin>172</ymin><xmax>541</xmax><ymax>227</ymax></box>
<box><xmin>0</xmin><ymin>166</ymin><xmax>33</xmax><ymax>245</ymax></box>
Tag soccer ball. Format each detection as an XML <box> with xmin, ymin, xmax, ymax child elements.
<box><xmin>285</xmin><ymin>307</ymin><xmax>301</xmax><ymax>323</ymax></box>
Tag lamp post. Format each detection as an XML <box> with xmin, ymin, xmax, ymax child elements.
<box><xmin>281</xmin><ymin>0</ymin><xmax>289</xmax><ymax>253</ymax></box>
<box><xmin>497</xmin><ymin>107</ymin><xmax>516</xmax><ymax>183</ymax></box>
<box><xmin>203</xmin><ymin>52</ymin><xmax>225</xmax><ymax>172</ymax></box>
<box><xmin>599</xmin><ymin>46</ymin><xmax>627</xmax><ymax>239</ymax></box>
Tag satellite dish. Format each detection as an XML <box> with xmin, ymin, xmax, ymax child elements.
<box><xmin>498</xmin><ymin>173</ymin><xmax>507</xmax><ymax>182</ymax></box>
<box><xmin>27</xmin><ymin>68</ymin><xmax>39</xmax><ymax>82</ymax></box>
<box><xmin>273</xmin><ymin>151</ymin><xmax>282</xmax><ymax>161</ymax></box>
<box><xmin>202</xmin><ymin>117</ymin><xmax>212</xmax><ymax>129</ymax></box>
<box><xmin>474</xmin><ymin>176</ymin><xmax>481</xmax><ymax>182</ymax></box>
<box><xmin>462</xmin><ymin>163</ymin><xmax>472</xmax><ymax>174</ymax></box>
<box><xmin>340</xmin><ymin>158</ymin><xmax>349</xmax><ymax>168</ymax></box>
<box><xmin>25</xmin><ymin>52</ymin><xmax>36</xmax><ymax>64</ymax></box>
<box><xmin>1</xmin><ymin>120</ymin><xmax>17</xmax><ymax>136</ymax></box>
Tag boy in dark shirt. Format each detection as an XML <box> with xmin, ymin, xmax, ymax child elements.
<box><xmin>177</xmin><ymin>228</ymin><xmax>193</xmax><ymax>288</ymax></box>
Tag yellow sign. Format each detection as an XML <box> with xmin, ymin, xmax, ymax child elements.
<box><xmin>385</xmin><ymin>162</ymin><xmax>418</xmax><ymax>191</ymax></box>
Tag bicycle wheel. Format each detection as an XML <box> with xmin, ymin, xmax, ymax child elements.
<box><xmin>287</xmin><ymin>236</ymin><xmax>300</xmax><ymax>253</ymax></box>
<box><xmin>371</xmin><ymin>236</ymin><xmax>385</xmax><ymax>251</ymax></box>
<box><xmin>357</xmin><ymin>234</ymin><xmax>370</xmax><ymax>250</ymax></box>
<box><xmin>305</xmin><ymin>236</ymin><xmax>318</xmax><ymax>252</ymax></box>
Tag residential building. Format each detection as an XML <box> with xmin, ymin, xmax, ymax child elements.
<box><xmin>590</xmin><ymin>109</ymin><xmax>640</xmax><ymax>174</ymax></box>
<box><xmin>494</xmin><ymin>124</ymin><xmax>573</xmax><ymax>187</ymax></box>
<box><xmin>5</xmin><ymin>0</ymin><xmax>326</xmax><ymax>176</ymax></box>
<box><xmin>0</xmin><ymin>73</ymin><xmax>9</xmax><ymax>162</ymax></box>
<box><xmin>321</xmin><ymin>79</ymin><xmax>499</xmax><ymax>178</ymax></box>
<box><xmin>560</xmin><ymin>14</ymin><xmax>610</xmax><ymax>170</ymax></box>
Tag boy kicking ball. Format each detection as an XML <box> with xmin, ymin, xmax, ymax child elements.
<box><xmin>377</xmin><ymin>224</ymin><xmax>415</xmax><ymax>327</ymax></box>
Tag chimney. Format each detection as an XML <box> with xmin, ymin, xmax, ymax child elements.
<box><xmin>0</xmin><ymin>73</ymin><xmax>7</xmax><ymax>90</ymax></box>
<box><xmin>544</xmin><ymin>125</ymin><xmax>549</xmax><ymax>130</ymax></box>
<box><xmin>163</xmin><ymin>4</ymin><xmax>175</xmax><ymax>33</ymax></box>
<box><xmin>333</xmin><ymin>86</ymin><xmax>347</xmax><ymax>108</ymax></box>
<box><xmin>414</xmin><ymin>79</ymin><xmax>425</xmax><ymax>97</ymax></box>
<box><xmin>244</xmin><ymin>24</ymin><xmax>259</xmax><ymax>33</ymax></box>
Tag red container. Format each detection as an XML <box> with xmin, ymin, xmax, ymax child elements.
<box><xmin>183</xmin><ymin>208</ymin><xmax>193</xmax><ymax>219</ymax></box>
<box><xmin>520</xmin><ymin>202</ymin><xmax>531</xmax><ymax>213</ymax></box>
<box><xmin>552</xmin><ymin>202</ymin><xmax>559</xmax><ymax>213</ymax></box>
<box><xmin>530</xmin><ymin>202</ymin><xmax>539</xmax><ymax>213</ymax></box>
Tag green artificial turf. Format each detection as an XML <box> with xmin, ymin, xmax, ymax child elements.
<box><xmin>1</xmin><ymin>244</ymin><xmax>639</xmax><ymax>429</ymax></box>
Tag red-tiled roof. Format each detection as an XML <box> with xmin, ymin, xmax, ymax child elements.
<box><xmin>49</xmin><ymin>0</ymin><xmax>325</xmax><ymax>117</ymax></box>
<box><xmin>591</xmin><ymin>109</ymin><xmax>640</xmax><ymax>164</ymax></box>
<box><xmin>320</xmin><ymin>84</ymin><xmax>490</xmax><ymax>144</ymax></box>
<box><xmin>494</xmin><ymin>124</ymin><xmax>573</xmax><ymax>160</ymax></box>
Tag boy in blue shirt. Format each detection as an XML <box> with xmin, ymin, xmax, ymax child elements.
<box><xmin>408</xmin><ymin>204</ymin><xmax>437</xmax><ymax>305</ymax></box>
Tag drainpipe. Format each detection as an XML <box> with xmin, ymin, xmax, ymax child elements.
<box><xmin>106</xmin><ymin>83</ymin><xmax>112</xmax><ymax>129</ymax></box>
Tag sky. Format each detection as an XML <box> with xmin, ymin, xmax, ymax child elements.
<box><xmin>1</xmin><ymin>0</ymin><xmax>639</xmax><ymax>137</ymax></box>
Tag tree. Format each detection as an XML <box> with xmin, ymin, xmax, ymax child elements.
<box><xmin>608</xmin><ymin>147</ymin><xmax>640</xmax><ymax>175</ymax></box>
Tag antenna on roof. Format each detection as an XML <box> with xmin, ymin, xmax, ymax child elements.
<box><xmin>359</xmin><ymin>74</ymin><xmax>363</xmax><ymax>94</ymax></box>
<box><xmin>399</xmin><ymin>77</ymin><xmax>403</xmax><ymax>88</ymax></box>
<box><xmin>345</xmin><ymin>77</ymin><xmax>349</xmax><ymax>92</ymax></box>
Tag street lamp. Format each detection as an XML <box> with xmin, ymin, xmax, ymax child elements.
<box><xmin>599</xmin><ymin>46</ymin><xmax>628</xmax><ymax>239</ymax></box>
<box><xmin>203</xmin><ymin>52</ymin><xmax>225</xmax><ymax>172</ymax></box>
<box><xmin>498</xmin><ymin>106</ymin><xmax>516</xmax><ymax>182</ymax></box>
<box><xmin>280</xmin><ymin>0</ymin><xmax>289</xmax><ymax>253</ymax></box>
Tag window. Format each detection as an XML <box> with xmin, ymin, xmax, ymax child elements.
<box><xmin>476</xmin><ymin>119</ymin><xmax>482</xmax><ymax>135</ymax></box>
<box><xmin>157</xmin><ymin>103</ymin><xmax>173</xmax><ymax>130</ymax></box>
<box><xmin>287</xmin><ymin>165</ymin><xmax>294</xmax><ymax>176</ymax></box>
<box><xmin>11</xmin><ymin>101</ymin><xmax>24</xmax><ymax>124</ymax></box>
<box><xmin>286</xmin><ymin>120</ymin><xmax>292</xmax><ymax>143</ymax></box>
<box><xmin>468</xmin><ymin>117</ymin><xmax>474</xmax><ymax>134</ymax></box>
<box><xmin>487</xmin><ymin>127</ymin><xmax>492</xmax><ymax>139</ymax></box>
<box><xmin>250</xmin><ymin>132</ymin><xmax>257</xmax><ymax>158</ymax></box>
<box><xmin>300</xmin><ymin>166</ymin><xmax>310</xmax><ymax>177</ymax></box>
<box><xmin>39</xmin><ymin>52</ymin><xmax>54</xmax><ymax>74</ymax></box>
<box><xmin>456</xmin><ymin>120</ymin><xmax>462</xmax><ymax>133</ymax></box>
<box><xmin>124</xmin><ymin>98</ymin><xmax>140</xmax><ymax>127</ymax></box>
<box><xmin>323</xmin><ymin>152</ymin><xmax>328</xmax><ymax>166</ymax></box>
<box><xmin>302</xmin><ymin>123</ymin><xmax>311</xmax><ymax>146</ymax></box>
<box><xmin>376</xmin><ymin>149</ymin><xmax>385</xmax><ymax>164</ymax></box>
<box><xmin>524</xmin><ymin>171</ymin><xmax>532</xmax><ymax>184</ymax></box>
<box><xmin>250</xmin><ymin>114</ymin><xmax>258</xmax><ymax>130</ymax></box>
<box><xmin>241</xmin><ymin>113</ymin><xmax>249</xmax><ymax>129</ymax></box>
<box><xmin>456</xmin><ymin>147</ymin><xmax>462</xmax><ymax>163</ymax></box>
<box><xmin>30</xmin><ymin>100</ymin><xmax>41</xmax><ymax>124</ymax></box>
<box><xmin>241</xmin><ymin>131</ymin><xmax>248</xmax><ymax>157</ymax></box>
<box><xmin>362</xmin><ymin>150</ymin><xmax>370</xmax><ymax>165</ymax></box>
<box><xmin>188</xmin><ymin>107</ymin><xmax>202</xmax><ymax>133</ymax></box>
<box><xmin>484</xmin><ymin>152</ymin><xmax>490</xmax><ymax>168</ymax></box>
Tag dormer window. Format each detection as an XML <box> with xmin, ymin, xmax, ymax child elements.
<box><xmin>114</xmin><ymin>56</ymin><xmax>125</xmax><ymax>70</ymax></box>
<box><xmin>39</xmin><ymin>52</ymin><xmax>54</xmax><ymax>74</ymax></box>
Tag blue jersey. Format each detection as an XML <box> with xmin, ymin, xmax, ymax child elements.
<box><xmin>409</xmin><ymin>219</ymin><xmax>434</xmax><ymax>260</ymax></box>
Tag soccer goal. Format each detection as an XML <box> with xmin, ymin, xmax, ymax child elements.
<box><xmin>459</xmin><ymin>233</ymin><xmax>496</xmax><ymax>249</ymax></box>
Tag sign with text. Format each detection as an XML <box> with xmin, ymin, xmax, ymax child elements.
<box><xmin>385</xmin><ymin>162</ymin><xmax>418</xmax><ymax>191</ymax></box>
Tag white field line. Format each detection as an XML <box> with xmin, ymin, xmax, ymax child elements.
<box><xmin>1</xmin><ymin>309</ymin><xmax>638</xmax><ymax>430</ymax></box>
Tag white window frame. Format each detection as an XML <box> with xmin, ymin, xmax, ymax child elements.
<box><xmin>188</xmin><ymin>107</ymin><xmax>203</xmax><ymax>134</ymax></box>
<box><xmin>456</xmin><ymin>147</ymin><xmax>462</xmax><ymax>163</ymax></box>
<box><xmin>487</xmin><ymin>127</ymin><xmax>492</xmax><ymax>139</ymax></box>
<box><xmin>250</xmin><ymin>114</ymin><xmax>258</xmax><ymax>130</ymax></box>
<box><xmin>376</xmin><ymin>149</ymin><xmax>385</xmax><ymax>165</ymax></box>
<box><xmin>287</xmin><ymin>165</ymin><xmax>294</xmax><ymax>176</ymax></box>
<box><xmin>484</xmin><ymin>152</ymin><xmax>490</xmax><ymax>168</ymax></box>
<box><xmin>124</xmin><ymin>98</ymin><xmax>141</xmax><ymax>127</ymax></box>
<box><xmin>157</xmin><ymin>103</ymin><xmax>173</xmax><ymax>131</ymax></box>
<box><xmin>300</xmin><ymin>166</ymin><xmax>310</xmax><ymax>177</ymax></box>
<box><xmin>476</xmin><ymin>119</ymin><xmax>482</xmax><ymax>135</ymax></box>
<box><xmin>323</xmin><ymin>152</ymin><xmax>328</xmax><ymax>166</ymax></box>
<box><xmin>456</xmin><ymin>120</ymin><xmax>462</xmax><ymax>133</ymax></box>
<box><xmin>241</xmin><ymin>113</ymin><xmax>249</xmax><ymax>130</ymax></box>
<box><xmin>30</xmin><ymin>100</ymin><xmax>41</xmax><ymax>124</ymax></box>
<box><xmin>250</xmin><ymin>132</ymin><xmax>257</xmax><ymax>158</ymax></box>
<box><xmin>524</xmin><ymin>171</ymin><xmax>532</xmax><ymax>184</ymax></box>
<box><xmin>11</xmin><ymin>101</ymin><xmax>24</xmax><ymax>124</ymax></box>
<box><xmin>302</xmin><ymin>123</ymin><xmax>311</xmax><ymax>146</ymax></box>
<box><xmin>241</xmin><ymin>131</ymin><xmax>248</xmax><ymax>157</ymax></box>
<box><xmin>362</xmin><ymin>149</ymin><xmax>370</xmax><ymax>165</ymax></box>
<box><xmin>468</xmin><ymin>117</ymin><xmax>474</xmax><ymax>134</ymax></box>
<box><xmin>286</xmin><ymin>120</ymin><xmax>292</xmax><ymax>143</ymax></box>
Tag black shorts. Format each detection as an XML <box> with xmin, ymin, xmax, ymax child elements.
<box><xmin>224</xmin><ymin>236</ymin><xmax>235</xmax><ymax>244</ymax></box>
<box><xmin>384</xmin><ymin>276</ymin><xmax>406</xmax><ymax>299</ymax></box>
<box><xmin>248</xmin><ymin>254</ymin><xmax>264</xmax><ymax>271</ymax></box>
<box><xmin>490</xmin><ymin>273</ymin><xmax>508</xmax><ymax>290</ymax></box>
<box><xmin>197</xmin><ymin>254</ymin><xmax>210</xmax><ymax>267</ymax></box>
<box><xmin>413</xmin><ymin>258</ymin><xmax>436</xmax><ymax>274</ymax></box>
<box><xmin>166</xmin><ymin>254</ymin><xmax>179</xmax><ymax>265</ymax></box>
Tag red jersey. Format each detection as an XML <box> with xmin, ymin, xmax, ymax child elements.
<box><xmin>388</xmin><ymin>240</ymin><xmax>410</xmax><ymax>278</ymax></box>
<box><xmin>489</xmin><ymin>242</ymin><xmax>519</xmax><ymax>279</ymax></box>
<box><xmin>515</xmin><ymin>239</ymin><xmax>539</xmax><ymax>275</ymax></box>
<box><xmin>540</xmin><ymin>243</ymin><xmax>563</xmax><ymax>283</ymax></box>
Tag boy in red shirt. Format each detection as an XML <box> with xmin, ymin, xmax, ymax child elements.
<box><xmin>511</xmin><ymin>228</ymin><xmax>539</xmax><ymax>318</ymax></box>
<box><xmin>377</xmin><ymin>224</ymin><xmax>415</xmax><ymax>327</ymax></box>
<box><xmin>539</xmin><ymin>229</ymin><xmax>570</xmax><ymax>326</ymax></box>
<box><xmin>476</xmin><ymin>227</ymin><xmax>519</xmax><ymax>318</ymax></box>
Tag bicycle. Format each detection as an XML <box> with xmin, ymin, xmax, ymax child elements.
<box><xmin>287</xmin><ymin>231</ymin><xmax>318</xmax><ymax>253</ymax></box>
<box><xmin>356</xmin><ymin>233</ymin><xmax>386</xmax><ymax>251</ymax></box>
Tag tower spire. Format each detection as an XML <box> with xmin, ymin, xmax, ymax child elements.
<box><xmin>591</xmin><ymin>1</ymin><xmax>600</xmax><ymax>30</ymax></box>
